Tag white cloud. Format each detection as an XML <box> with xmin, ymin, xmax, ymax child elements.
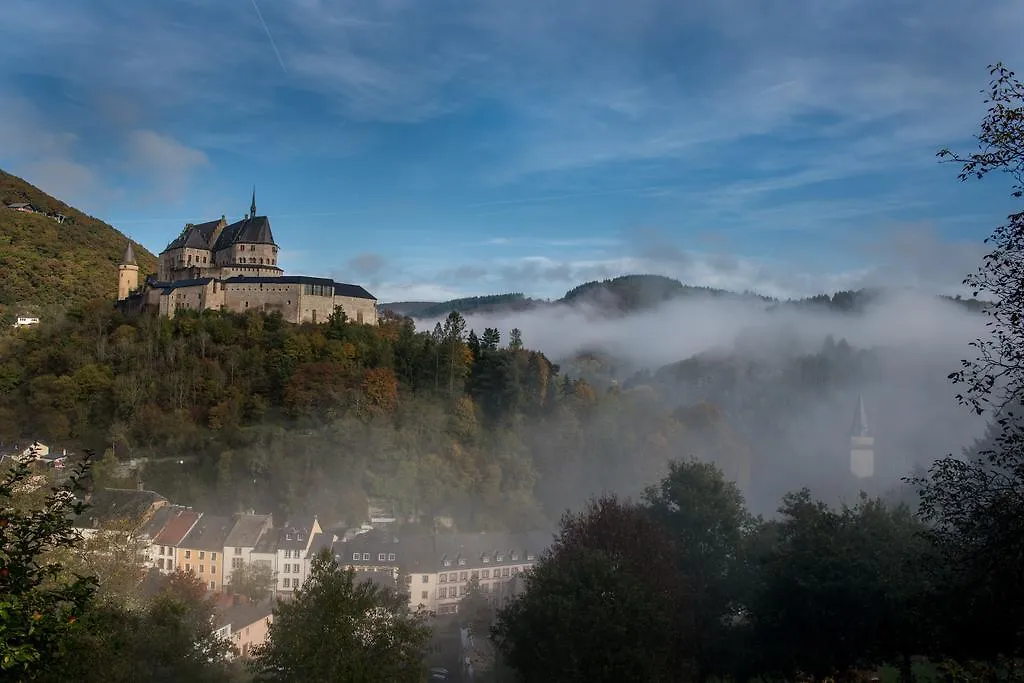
<box><xmin>124</xmin><ymin>130</ymin><xmax>210</xmax><ymax>202</ymax></box>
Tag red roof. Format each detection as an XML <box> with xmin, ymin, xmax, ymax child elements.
<box><xmin>153</xmin><ymin>509</ymin><xmax>200</xmax><ymax>546</ymax></box>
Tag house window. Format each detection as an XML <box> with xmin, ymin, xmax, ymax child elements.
<box><xmin>502</xmin><ymin>568</ymin><xmax>510</xmax><ymax>577</ymax></box>
<box><xmin>352</xmin><ymin>553</ymin><xmax>359</xmax><ymax>562</ymax></box>
<box><xmin>158</xmin><ymin>558</ymin><xmax>165</xmax><ymax>569</ymax></box>
<box><xmin>284</xmin><ymin>550</ymin><xmax>291</xmax><ymax>559</ymax></box>
<box><xmin>232</xmin><ymin>558</ymin><xmax>243</xmax><ymax>569</ymax></box>
<box><xmin>186</xmin><ymin>564</ymin><xmax>192</xmax><ymax>572</ymax></box>
<box><xmin>378</xmin><ymin>553</ymin><xmax>385</xmax><ymax>562</ymax></box>
<box><xmin>460</xmin><ymin>572</ymin><xmax>468</xmax><ymax>581</ymax></box>
<box><xmin>210</xmin><ymin>582</ymin><xmax>215</xmax><ymax>590</ymax></box>
<box><xmin>421</xmin><ymin>591</ymin><xmax>429</xmax><ymax>600</ymax></box>
<box><xmin>482</xmin><ymin>555</ymin><xmax>490</xmax><ymax>563</ymax></box>
<box><xmin>167</xmin><ymin>560</ymin><xmax>173</xmax><ymax>570</ymax></box>
<box><xmin>283</xmin><ymin>563</ymin><xmax>290</xmax><ymax>573</ymax></box>
<box><xmin>458</xmin><ymin>558</ymin><xmax>466</xmax><ymax>566</ymax></box>
<box><xmin>526</xmin><ymin>553</ymin><xmax>536</xmax><ymax>561</ymax></box>
<box><xmin>185</xmin><ymin>550</ymin><xmax>191</xmax><ymax>559</ymax></box>
<box><xmin>283</xmin><ymin>578</ymin><xmax>290</xmax><ymax>588</ymax></box>
<box><xmin>471</xmin><ymin>570</ymin><xmax>479</xmax><ymax>580</ymax></box>
<box><xmin>234</xmin><ymin>547</ymin><xmax>242</xmax><ymax>555</ymax></box>
<box><xmin>361</xmin><ymin>553</ymin><xmax>369</xmax><ymax>561</ymax></box>
<box><xmin>511</xmin><ymin>553</ymin><xmax>519</xmax><ymax>561</ymax></box>
<box><xmin>388</xmin><ymin>553</ymin><xmax>395</xmax><ymax>561</ymax></box>
<box><xmin>439</xmin><ymin>575</ymin><xmax>447</xmax><ymax>583</ymax></box>
<box><xmin>443</xmin><ymin>560</ymin><xmax>451</xmax><ymax>568</ymax></box>
<box><xmin>421</xmin><ymin>575</ymin><xmax>429</xmax><ymax>583</ymax></box>
<box><xmin>448</xmin><ymin>573</ymin><xmax>457</xmax><ymax>582</ymax></box>
<box><xmin>212</xmin><ymin>552</ymin><xmax>217</xmax><ymax>561</ymax></box>
<box><xmin>482</xmin><ymin>569</ymin><xmax>490</xmax><ymax>579</ymax></box>
<box><xmin>211</xmin><ymin>565</ymin><xmax>216</xmax><ymax>574</ymax></box>
<box><xmin>199</xmin><ymin>565</ymin><xmax>205</xmax><ymax>573</ymax></box>
<box><xmin>200</xmin><ymin>552</ymin><xmax>205</xmax><ymax>560</ymax></box>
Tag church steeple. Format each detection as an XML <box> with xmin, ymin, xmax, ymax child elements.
<box><xmin>849</xmin><ymin>393</ymin><xmax>874</xmax><ymax>479</ymax></box>
<box><xmin>850</xmin><ymin>393</ymin><xmax>869</xmax><ymax>437</ymax></box>
<box><xmin>249</xmin><ymin>186</ymin><xmax>257</xmax><ymax>220</ymax></box>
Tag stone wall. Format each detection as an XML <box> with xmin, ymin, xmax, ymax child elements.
<box><xmin>222</xmin><ymin>282</ymin><xmax>303</xmax><ymax>322</ymax></box>
<box><xmin>334</xmin><ymin>295</ymin><xmax>378</xmax><ymax>324</ymax></box>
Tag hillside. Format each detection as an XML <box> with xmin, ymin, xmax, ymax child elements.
<box><xmin>0</xmin><ymin>169</ymin><xmax>156</xmax><ymax>316</ymax></box>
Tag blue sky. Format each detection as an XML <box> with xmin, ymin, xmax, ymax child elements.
<box><xmin>1</xmin><ymin>0</ymin><xmax>1022</xmax><ymax>302</ymax></box>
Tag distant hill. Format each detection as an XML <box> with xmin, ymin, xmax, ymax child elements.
<box><xmin>0</xmin><ymin>169</ymin><xmax>156</xmax><ymax>316</ymax></box>
<box><xmin>389</xmin><ymin>293</ymin><xmax>546</xmax><ymax>319</ymax></box>
<box><xmin>559</xmin><ymin>274</ymin><xmax>766</xmax><ymax>313</ymax></box>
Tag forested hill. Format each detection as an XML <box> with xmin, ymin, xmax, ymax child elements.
<box><xmin>384</xmin><ymin>274</ymin><xmax>987</xmax><ymax>320</ymax></box>
<box><xmin>0</xmin><ymin>170</ymin><xmax>156</xmax><ymax>317</ymax></box>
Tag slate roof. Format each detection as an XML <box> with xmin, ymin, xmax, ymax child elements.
<box><xmin>74</xmin><ymin>488</ymin><xmax>167</xmax><ymax>529</ymax></box>
<box><xmin>181</xmin><ymin>514</ymin><xmax>236</xmax><ymax>552</ymax></box>
<box><xmin>215</xmin><ymin>598</ymin><xmax>274</xmax><ymax>631</ymax></box>
<box><xmin>224</xmin><ymin>514</ymin><xmax>273</xmax><ymax>548</ymax></box>
<box><xmin>213</xmin><ymin>216</ymin><xmax>276</xmax><ymax>250</ymax></box>
<box><xmin>276</xmin><ymin>523</ymin><xmax>314</xmax><ymax>552</ymax></box>
<box><xmin>400</xmin><ymin>530</ymin><xmax>554</xmax><ymax>573</ymax></box>
<box><xmin>221</xmin><ymin>276</ymin><xmax>375</xmax><ymax>301</ymax></box>
<box><xmin>139</xmin><ymin>504</ymin><xmax>178</xmax><ymax>539</ymax></box>
<box><xmin>153</xmin><ymin>509</ymin><xmax>200</xmax><ymax>546</ymax></box>
<box><xmin>159</xmin><ymin>277</ymin><xmax>212</xmax><ymax>293</ymax></box>
<box><xmin>163</xmin><ymin>218</ymin><xmax>223</xmax><ymax>251</ymax></box>
<box><xmin>122</xmin><ymin>242</ymin><xmax>137</xmax><ymax>266</ymax></box>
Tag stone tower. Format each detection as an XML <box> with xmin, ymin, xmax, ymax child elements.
<box><xmin>118</xmin><ymin>241</ymin><xmax>139</xmax><ymax>301</ymax></box>
<box><xmin>849</xmin><ymin>393</ymin><xmax>875</xmax><ymax>479</ymax></box>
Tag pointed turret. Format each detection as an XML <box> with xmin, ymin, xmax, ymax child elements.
<box><xmin>117</xmin><ymin>239</ymin><xmax>140</xmax><ymax>301</ymax></box>
<box><xmin>249</xmin><ymin>186</ymin><xmax>257</xmax><ymax>219</ymax></box>
<box><xmin>121</xmin><ymin>240</ymin><xmax>137</xmax><ymax>266</ymax></box>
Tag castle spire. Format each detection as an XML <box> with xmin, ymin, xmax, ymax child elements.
<box><xmin>250</xmin><ymin>186</ymin><xmax>257</xmax><ymax>220</ymax></box>
<box><xmin>121</xmin><ymin>240</ymin><xmax>137</xmax><ymax>266</ymax></box>
<box><xmin>850</xmin><ymin>393</ymin><xmax>869</xmax><ymax>437</ymax></box>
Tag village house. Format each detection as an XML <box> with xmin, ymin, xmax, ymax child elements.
<box><xmin>73</xmin><ymin>488</ymin><xmax>168</xmax><ymax>542</ymax></box>
<box><xmin>178</xmin><ymin>514</ymin><xmax>236</xmax><ymax>593</ymax></box>
<box><xmin>223</xmin><ymin>513</ymin><xmax>274</xmax><ymax>585</ymax></box>
<box><xmin>152</xmin><ymin>508</ymin><xmax>200</xmax><ymax>574</ymax></box>
<box><xmin>214</xmin><ymin>595</ymin><xmax>275</xmax><ymax>660</ymax></box>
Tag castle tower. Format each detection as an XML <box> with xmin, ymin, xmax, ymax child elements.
<box><xmin>117</xmin><ymin>241</ymin><xmax>139</xmax><ymax>301</ymax></box>
<box><xmin>849</xmin><ymin>393</ymin><xmax>875</xmax><ymax>479</ymax></box>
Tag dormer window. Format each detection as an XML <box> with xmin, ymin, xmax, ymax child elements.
<box><xmin>527</xmin><ymin>552</ymin><xmax>535</xmax><ymax>561</ymax></box>
<box><xmin>443</xmin><ymin>559</ymin><xmax>451</xmax><ymax>568</ymax></box>
<box><xmin>481</xmin><ymin>554</ymin><xmax>490</xmax><ymax>563</ymax></box>
<box><xmin>352</xmin><ymin>553</ymin><xmax>359</xmax><ymax>562</ymax></box>
<box><xmin>495</xmin><ymin>553</ymin><xmax>504</xmax><ymax>562</ymax></box>
<box><xmin>511</xmin><ymin>552</ymin><xmax>519</xmax><ymax>561</ymax></box>
<box><xmin>361</xmin><ymin>553</ymin><xmax>370</xmax><ymax>561</ymax></box>
<box><xmin>457</xmin><ymin>557</ymin><xmax>466</xmax><ymax>566</ymax></box>
<box><xmin>286</xmin><ymin>533</ymin><xmax>293</xmax><ymax>541</ymax></box>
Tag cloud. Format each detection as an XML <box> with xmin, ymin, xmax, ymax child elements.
<box><xmin>22</xmin><ymin>159</ymin><xmax>99</xmax><ymax>203</ymax></box>
<box><xmin>346</xmin><ymin>252</ymin><xmax>387</xmax><ymax>277</ymax></box>
<box><xmin>124</xmin><ymin>130</ymin><xmax>209</xmax><ymax>202</ymax></box>
<box><xmin>438</xmin><ymin>287</ymin><xmax>988</xmax><ymax>510</ymax></box>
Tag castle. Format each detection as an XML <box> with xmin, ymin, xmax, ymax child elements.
<box><xmin>116</xmin><ymin>192</ymin><xmax>378</xmax><ymax>325</ymax></box>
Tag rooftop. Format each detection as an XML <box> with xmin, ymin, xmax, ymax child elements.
<box><xmin>181</xmin><ymin>514</ymin><xmax>236</xmax><ymax>552</ymax></box>
<box><xmin>74</xmin><ymin>488</ymin><xmax>167</xmax><ymax>529</ymax></box>
<box><xmin>224</xmin><ymin>514</ymin><xmax>273</xmax><ymax>549</ymax></box>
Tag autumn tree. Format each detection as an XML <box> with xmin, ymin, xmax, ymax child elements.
<box><xmin>492</xmin><ymin>496</ymin><xmax>692</xmax><ymax>683</ymax></box>
<box><xmin>0</xmin><ymin>454</ymin><xmax>97</xmax><ymax>675</ymax></box>
<box><xmin>643</xmin><ymin>460</ymin><xmax>754</xmax><ymax>683</ymax></box>
<box><xmin>919</xmin><ymin>62</ymin><xmax>1024</xmax><ymax>660</ymax></box>
<box><xmin>250</xmin><ymin>549</ymin><xmax>430</xmax><ymax>682</ymax></box>
<box><xmin>229</xmin><ymin>561</ymin><xmax>276</xmax><ymax>602</ymax></box>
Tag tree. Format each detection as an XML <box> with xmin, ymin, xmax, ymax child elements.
<box><xmin>229</xmin><ymin>561</ymin><xmax>276</xmax><ymax>602</ymax></box>
<box><xmin>508</xmin><ymin>328</ymin><xmax>523</xmax><ymax>351</ymax></box>
<box><xmin>642</xmin><ymin>460</ymin><xmax>753</xmax><ymax>683</ymax></box>
<box><xmin>250</xmin><ymin>549</ymin><xmax>430</xmax><ymax>682</ymax></box>
<box><xmin>919</xmin><ymin>62</ymin><xmax>1024</xmax><ymax>660</ymax></box>
<box><xmin>492</xmin><ymin>496</ymin><xmax>692</xmax><ymax>683</ymax></box>
<box><xmin>37</xmin><ymin>573</ymin><xmax>237</xmax><ymax>683</ymax></box>
<box><xmin>0</xmin><ymin>453</ymin><xmax>97</xmax><ymax>675</ymax></box>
